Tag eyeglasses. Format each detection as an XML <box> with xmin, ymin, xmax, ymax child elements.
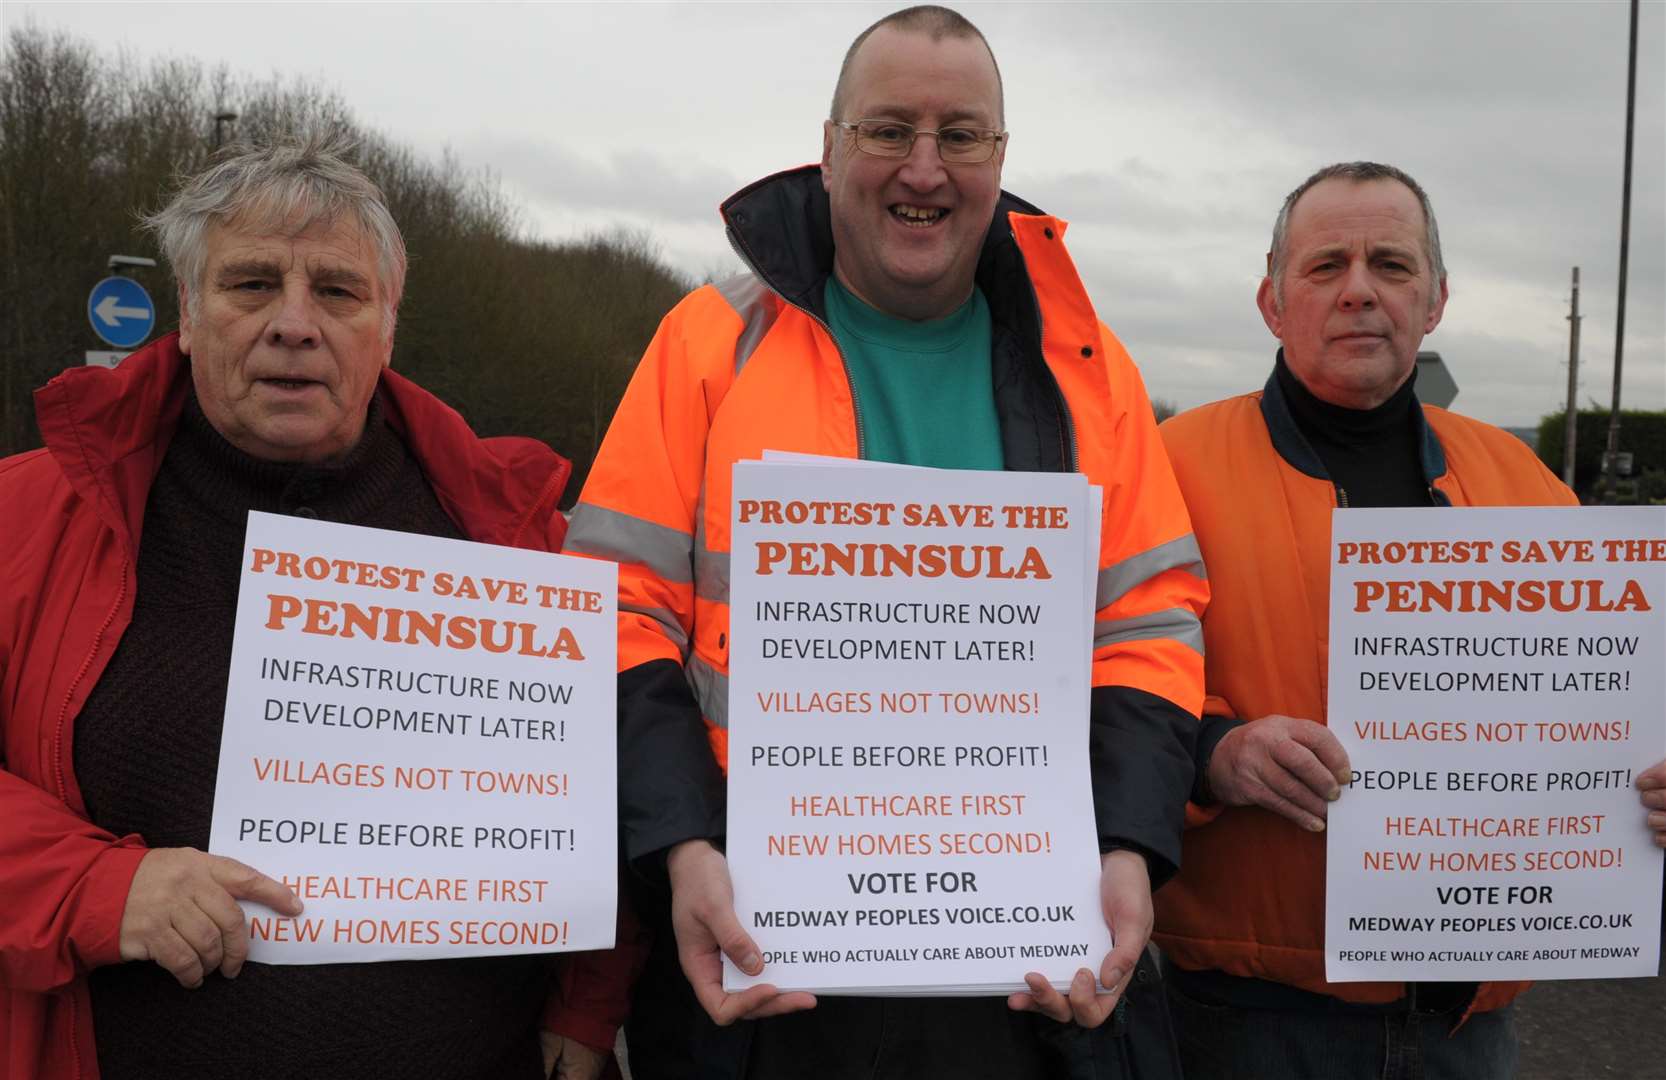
<box><xmin>834</xmin><ymin>119</ymin><xmax>1006</xmax><ymax>164</ymax></box>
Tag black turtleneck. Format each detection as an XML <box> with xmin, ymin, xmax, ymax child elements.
<box><xmin>75</xmin><ymin>396</ymin><xmax>547</xmax><ymax>1080</ymax></box>
<box><xmin>1274</xmin><ymin>354</ymin><xmax>1433</xmax><ymax>508</ymax></box>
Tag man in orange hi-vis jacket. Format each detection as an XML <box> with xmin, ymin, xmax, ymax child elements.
<box><xmin>1156</xmin><ymin>162</ymin><xmax>1666</xmax><ymax>1080</ymax></box>
<box><xmin>567</xmin><ymin>6</ymin><xmax>1208</xmax><ymax>1077</ymax></box>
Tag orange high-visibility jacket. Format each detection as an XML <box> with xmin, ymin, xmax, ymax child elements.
<box><xmin>1155</xmin><ymin>366</ymin><xmax>1577</xmax><ymax>1010</ymax></box>
<box><xmin>569</xmin><ymin>166</ymin><xmax>1209</xmax><ymax>875</ymax></box>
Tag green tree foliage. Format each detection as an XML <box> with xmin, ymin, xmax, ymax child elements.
<box><xmin>1536</xmin><ymin>408</ymin><xmax>1666</xmax><ymax>503</ymax></box>
<box><xmin>1</xmin><ymin>24</ymin><xmax>690</xmax><ymax>500</ymax></box>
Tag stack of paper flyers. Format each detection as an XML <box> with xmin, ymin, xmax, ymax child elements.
<box><xmin>1324</xmin><ymin>507</ymin><xmax>1666</xmax><ymax>984</ymax></box>
<box><xmin>724</xmin><ymin>454</ymin><xmax>1111</xmax><ymax>995</ymax></box>
<box><xmin>209</xmin><ymin>512</ymin><xmax>619</xmax><ymax>964</ymax></box>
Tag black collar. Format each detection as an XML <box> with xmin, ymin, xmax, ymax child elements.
<box><xmin>1259</xmin><ymin>349</ymin><xmax>1450</xmax><ymax>499</ymax></box>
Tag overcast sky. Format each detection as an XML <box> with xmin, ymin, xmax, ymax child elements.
<box><xmin>12</xmin><ymin>1</ymin><xmax>1663</xmax><ymax>427</ymax></box>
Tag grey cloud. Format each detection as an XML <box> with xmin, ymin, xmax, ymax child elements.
<box><xmin>25</xmin><ymin>0</ymin><xmax>1655</xmax><ymax>427</ymax></box>
<box><xmin>1432</xmin><ymin>324</ymin><xmax>1664</xmax><ymax>422</ymax></box>
<box><xmin>1061</xmin><ymin>3</ymin><xmax>1646</xmax><ymax>118</ymax></box>
<box><xmin>467</xmin><ymin>138</ymin><xmax>744</xmax><ymax>227</ymax></box>
<box><xmin>1007</xmin><ymin>165</ymin><xmax>1254</xmax><ymax>235</ymax></box>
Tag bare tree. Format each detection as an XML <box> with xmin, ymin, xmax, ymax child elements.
<box><xmin>1</xmin><ymin>23</ymin><xmax>692</xmax><ymax>500</ymax></box>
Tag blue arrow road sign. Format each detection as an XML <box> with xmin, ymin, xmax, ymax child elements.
<box><xmin>87</xmin><ymin>276</ymin><xmax>156</xmax><ymax>349</ymax></box>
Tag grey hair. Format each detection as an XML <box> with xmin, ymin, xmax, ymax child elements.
<box><xmin>830</xmin><ymin>5</ymin><xmax>1004</xmax><ymax>125</ymax></box>
<box><xmin>143</xmin><ymin>132</ymin><xmax>407</xmax><ymax>338</ymax></box>
<box><xmin>1268</xmin><ymin>161</ymin><xmax>1445</xmax><ymax>304</ymax></box>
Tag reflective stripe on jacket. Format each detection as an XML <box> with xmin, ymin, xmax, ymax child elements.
<box><xmin>571</xmin><ymin>165</ymin><xmax>1208</xmax><ymax>877</ymax></box>
<box><xmin>1154</xmin><ymin>368</ymin><xmax>1577</xmax><ymax>1011</ymax></box>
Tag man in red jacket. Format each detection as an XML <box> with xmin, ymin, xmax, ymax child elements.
<box><xmin>0</xmin><ymin>135</ymin><xmax>634</xmax><ymax>1080</ymax></box>
<box><xmin>1156</xmin><ymin>161</ymin><xmax>1666</xmax><ymax>1079</ymax></box>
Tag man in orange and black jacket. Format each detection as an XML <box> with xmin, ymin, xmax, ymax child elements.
<box><xmin>1157</xmin><ymin>161</ymin><xmax>1666</xmax><ymax>1080</ymax></box>
<box><xmin>567</xmin><ymin>7</ymin><xmax>1208</xmax><ymax>1078</ymax></box>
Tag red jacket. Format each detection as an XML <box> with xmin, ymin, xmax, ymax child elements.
<box><xmin>0</xmin><ymin>334</ymin><xmax>636</xmax><ymax>1079</ymax></box>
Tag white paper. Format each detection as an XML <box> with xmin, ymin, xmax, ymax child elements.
<box><xmin>1326</xmin><ymin>507</ymin><xmax>1665</xmax><ymax>981</ymax></box>
<box><xmin>208</xmin><ymin>512</ymin><xmax>618</xmax><ymax>963</ymax></box>
<box><xmin>762</xmin><ymin>450</ymin><xmax>901</xmax><ymax>469</ymax></box>
<box><xmin>723</xmin><ymin>462</ymin><xmax>1112</xmax><ymax>994</ymax></box>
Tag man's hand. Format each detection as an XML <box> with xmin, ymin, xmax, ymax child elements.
<box><xmin>667</xmin><ymin>839</ymin><xmax>816</xmax><ymax>1026</ymax></box>
<box><xmin>1209</xmin><ymin>714</ymin><xmax>1350</xmax><ymax>831</ymax></box>
<box><xmin>1008</xmin><ymin>848</ymin><xmax>1150</xmax><ymax>1027</ymax></box>
<box><xmin>119</xmin><ymin>848</ymin><xmax>301</xmax><ymax>988</ymax></box>
<box><xmin>540</xmin><ymin>1032</ymin><xmax>608</xmax><ymax>1080</ymax></box>
<box><xmin>1638</xmin><ymin>759</ymin><xmax>1666</xmax><ymax>847</ymax></box>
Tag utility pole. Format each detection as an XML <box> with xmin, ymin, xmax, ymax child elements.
<box><xmin>1563</xmin><ymin>267</ymin><xmax>1581</xmax><ymax>489</ymax></box>
<box><xmin>1600</xmin><ymin>0</ymin><xmax>1639</xmax><ymax>501</ymax></box>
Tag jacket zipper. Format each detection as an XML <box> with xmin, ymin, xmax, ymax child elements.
<box><xmin>809</xmin><ymin>309</ymin><xmax>867</xmax><ymax>460</ymax></box>
<box><xmin>54</xmin><ymin>563</ymin><xmax>129</xmax><ymax>802</ymax></box>
<box><xmin>1020</xmin><ymin>254</ymin><xmax>1078</xmax><ymax>473</ymax></box>
<box><xmin>1337</xmin><ymin>486</ymin><xmax>1442</xmax><ymax>508</ymax></box>
<box><xmin>725</xmin><ymin>230</ymin><xmax>867</xmax><ymax>459</ymax></box>
<box><xmin>56</xmin><ymin>554</ymin><xmax>130</xmax><ymax>1080</ymax></box>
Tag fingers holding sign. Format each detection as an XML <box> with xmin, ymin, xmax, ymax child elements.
<box><xmin>1638</xmin><ymin>759</ymin><xmax>1666</xmax><ymax>847</ymax></box>
<box><xmin>1008</xmin><ymin>848</ymin><xmax>1149</xmax><ymax>1028</ymax></box>
<box><xmin>1209</xmin><ymin>714</ymin><xmax>1351</xmax><ymax>831</ymax></box>
<box><xmin>540</xmin><ymin>1032</ymin><xmax>609</xmax><ymax>1080</ymax></box>
<box><xmin>119</xmin><ymin>847</ymin><xmax>301</xmax><ymax>987</ymax></box>
<box><xmin>667</xmin><ymin>839</ymin><xmax>817</xmax><ymax>1026</ymax></box>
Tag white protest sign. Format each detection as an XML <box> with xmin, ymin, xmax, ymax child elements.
<box><xmin>724</xmin><ymin>461</ymin><xmax>1111</xmax><ymax>995</ymax></box>
<box><xmin>1326</xmin><ymin>507</ymin><xmax>1665</xmax><ymax>981</ymax></box>
<box><xmin>208</xmin><ymin>511</ymin><xmax>617</xmax><ymax>963</ymax></box>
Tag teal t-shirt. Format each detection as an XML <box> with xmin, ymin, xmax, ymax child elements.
<box><xmin>823</xmin><ymin>276</ymin><xmax>1004</xmax><ymax>470</ymax></box>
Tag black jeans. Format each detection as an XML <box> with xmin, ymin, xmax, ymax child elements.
<box><xmin>1165</xmin><ymin>969</ymin><xmax>1518</xmax><ymax>1080</ymax></box>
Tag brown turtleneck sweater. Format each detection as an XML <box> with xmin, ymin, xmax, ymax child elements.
<box><xmin>75</xmin><ymin>397</ymin><xmax>548</xmax><ymax>1080</ymax></box>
